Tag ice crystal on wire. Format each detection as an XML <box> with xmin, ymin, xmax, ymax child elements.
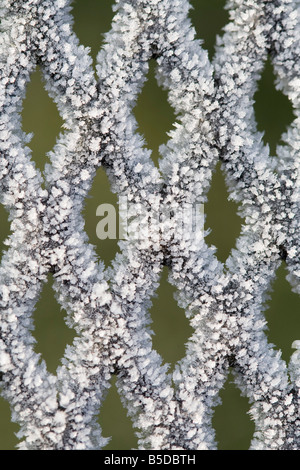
<box><xmin>0</xmin><ymin>0</ymin><xmax>299</xmax><ymax>450</ymax></box>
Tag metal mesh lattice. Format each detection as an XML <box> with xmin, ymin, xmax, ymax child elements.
<box><xmin>0</xmin><ymin>0</ymin><xmax>300</xmax><ymax>450</ymax></box>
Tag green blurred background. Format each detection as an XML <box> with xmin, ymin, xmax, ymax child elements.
<box><xmin>0</xmin><ymin>0</ymin><xmax>299</xmax><ymax>450</ymax></box>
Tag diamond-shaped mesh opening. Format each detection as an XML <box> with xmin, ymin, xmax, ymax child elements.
<box><xmin>254</xmin><ymin>56</ymin><xmax>294</xmax><ymax>156</ymax></box>
<box><xmin>133</xmin><ymin>59</ymin><xmax>176</xmax><ymax>167</ymax></box>
<box><xmin>71</xmin><ymin>0</ymin><xmax>115</xmax><ymax>73</ymax></box>
<box><xmin>84</xmin><ymin>167</ymin><xmax>120</xmax><ymax>268</ymax></box>
<box><xmin>32</xmin><ymin>274</ymin><xmax>76</xmax><ymax>375</ymax></box>
<box><xmin>0</xmin><ymin>205</ymin><xmax>11</xmax><ymax>265</ymax></box>
<box><xmin>21</xmin><ymin>66</ymin><xmax>63</xmax><ymax>173</ymax></box>
<box><xmin>99</xmin><ymin>375</ymin><xmax>138</xmax><ymax>450</ymax></box>
<box><xmin>189</xmin><ymin>0</ymin><xmax>229</xmax><ymax>60</ymax></box>
<box><xmin>212</xmin><ymin>370</ymin><xmax>255</xmax><ymax>450</ymax></box>
<box><xmin>205</xmin><ymin>161</ymin><xmax>244</xmax><ymax>263</ymax></box>
<box><xmin>0</xmin><ymin>396</ymin><xmax>19</xmax><ymax>450</ymax></box>
<box><xmin>264</xmin><ymin>263</ymin><xmax>300</xmax><ymax>365</ymax></box>
<box><xmin>149</xmin><ymin>266</ymin><xmax>194</xmax><ymax>370</ymax></box>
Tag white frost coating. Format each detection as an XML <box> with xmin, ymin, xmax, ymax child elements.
<box><xmin>0</xmin><ymin>0</ymin><xmax>299</xmax><ymax>451</ymax></box>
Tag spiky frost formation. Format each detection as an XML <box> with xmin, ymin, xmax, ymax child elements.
<box><xmin>0</xmin><ymin>0</ymin><xmax>299</xmax><ymax>450</ymax></box>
